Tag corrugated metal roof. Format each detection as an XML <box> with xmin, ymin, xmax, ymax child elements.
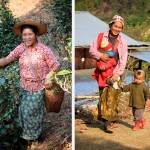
<box><xmin>129</xmin><ymin>51</ymin><xmax>150</xmax><ymax>62</ymax></box>
<box><xmin>75</xmin><ymin>69</ymin><xmax>135</xmax><ymax>96</ymax></box>
<box><xmin>75</xmin><ymin>11</ymin><xmax>150</xmax><ymax>48</ymax></box>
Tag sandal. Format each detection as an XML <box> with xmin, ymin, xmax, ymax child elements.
<box><xmin>104</xmin><ymin>125</ymin><xmax>113</xmax><ymax>133</ymax></box>
<box><xmin>111</xmin><ymin>123</ymin><xmax>120</xmax><ymax>128</ymax></box>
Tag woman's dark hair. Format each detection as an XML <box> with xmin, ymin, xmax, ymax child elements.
<box><xmin>21</xmin><ymin>25</ymin><xmax>39</xmax><ymax>35</ymax></box>
<box><xmin>109</xmin><ymin>22</ymin><xmax>116</xmax><ymax>28</ymax></box>
<box><xmin>109</xmin><ymin>22</ymin><xmax>113</xmax><ymax>28</ymax></box>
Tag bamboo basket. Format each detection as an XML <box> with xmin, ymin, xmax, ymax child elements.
<box><xmin>44</xmin><ymin>83</ymin><xmax>65</xmax><ymax>113</ymax></box>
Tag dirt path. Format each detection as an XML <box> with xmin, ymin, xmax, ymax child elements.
<box><xmin>8</xmin><ymin>0</ymin><xmax>53</xmax><ymax>24</ymax></box>
<box><xmin>75</xmin><ymin>108</ymin><xmax>150</xmax><ymax>150</ymax></box>
<box><xmin>31</xmin><ymin>92</ymin><xmax>72</xmax><ymax>150</ymax></box>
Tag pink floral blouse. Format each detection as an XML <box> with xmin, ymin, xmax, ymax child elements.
<box><xmin>6</xmin><ymin>42</ymin><xmax>60</xmax><ymax>92</ymax></box>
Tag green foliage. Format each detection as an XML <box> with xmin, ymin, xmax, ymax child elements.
<box><xmin>41</xmin><ymin>1</ymin><xmax>72</xmax><ymax>93</ymax></box>
<box><xmin>75</xmin><ymin>0</ymin><xmax>150</xmax><ymax>42</ymax></box>
<box><xmin>50</xmin><ymin>38</ymin><xmax>72</xmax><ymax>93</ymax></box>
<box><xmin>50</xmin><ymin>0</ymin><xmax>71</xmax><ymax>35</ymax></box>
<box><xmin>0</xmin><ymin>63</ymin><xmax>20</xmax><ymax>149</ymax></box>
<box><xmin>0</xmin><ymin>0</ymin><xmax>21</xmax><ymax>149</ymax></box>
<box><xmin>0</xmin><ymin>5</ymin><xmax>21</xmax><ymax>57</ymax></box>
<box><xmin>42</xmin><ymin>0</ymin><xmax>72</xmax><ymax>61</ymax></box>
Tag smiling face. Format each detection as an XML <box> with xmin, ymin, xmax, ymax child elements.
<box><xmin>110</xmin><ymin>22</ymin><xmax>123</xmax><ymax>36</ymax></box>
<box><xmin>22</xmin><ymin>28</ymin><xmax>37</xmax><ymax>47</ymax></box>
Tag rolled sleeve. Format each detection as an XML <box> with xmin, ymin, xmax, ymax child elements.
<box><xmin>5</xmin><ymin>45</ymin><xmax>22</xmax><ymax>63</ymax></box>
<box><xmin>44</xmin><ymin>47</ymin><xmax>60</xmax><ymax>70</ymax></box>
<box><xmin>89</xmin><ymin>35</ymin><xmax>103</xmax><ymax>60</ymax></box>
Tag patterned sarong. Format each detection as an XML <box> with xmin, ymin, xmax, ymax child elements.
<box><xmin>18</xmin><ymin>89</ymin><xmax>45</xmax><ymax>140</ymax></box>
<box><xmin>98</xmin><ymin>81</ymin><xmax>122</xmax><ymax>122</ymax></box>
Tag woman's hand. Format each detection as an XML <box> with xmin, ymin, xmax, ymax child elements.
<box><xmin>0</xmin><ymin>58</ymin><xmax>10</xmax><ymax>67</ymax></box>
<box><xmin>44</xmin><ymin>69</ymin><xmax>57</xmax><ymax>89</ymax></box>
<box><xmin>100</xmin><ymin>53</ymin><xmax>109</xmax><ymax>62</ymax></box>
<box><xmin>45</xmin><ymin>78</ymin><xmax>53</xmax><ymax>89</ymax></box>
<box><xmin>111</xmin><ymin>74</ymin><xmax>119</xmax><ymax>82</ymax></box>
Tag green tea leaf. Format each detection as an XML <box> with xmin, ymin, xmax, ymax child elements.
<box><xmin>0</xmin><ymin>97</ymin><xmax>4</xmax><ymax>104</ymax></box>
<box><xmin>56</xmin><ymin>70</ymin><xmax>71</xmax><ymax>76</ymax></box>
<box><xmin>0</xmin><ymin>78</ymin><xmax>6</xmax><ymax>85</ymax></box>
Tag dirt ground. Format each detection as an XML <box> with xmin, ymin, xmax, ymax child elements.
<box><xmin>8</xmin><ymin>0</ymin><xmax>53</xmax><ymax>24</ymax></box>
<box><xmin>15</xmin><ymin>92</ymin><xmax>72</xmax><ymax>150</ymax></box>
<box><xmin>75</xmin><ymin>106</ymin><xmax>150</xmax><ymax>150</ymax></box>
<box><xmin>28</xmin><ymin>92</ymin><xmax>72</xmax><ymax>150</ymax></box>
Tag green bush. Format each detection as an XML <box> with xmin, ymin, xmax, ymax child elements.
<box><xmin>51</xmin><ymin>38</ymin><xmax>72</xmax><ymax>93</ymax></box>
<box><xmin>0</xmin><ymin>63</ymin><xmax>20</xmax><ymax>149</ymax></box>
<box><xmin>42</xmin><ymin>0</ymin><xmax>72</xmax><ymax>68</ymax></box>
<box><xmin>0</xmin><ymin>0</ymin><xmax>21</xmax><ymax>149</ymax></box>
<box><xmin>41</xmin><ymin>0</ymin><xmax>72</xmax><ymax>93</ymax></box>
<box><xmin>0</xmin><ymin>9</ymin><xmax>21</xmax><ymax>57</ymax></box>
<box><xmin>75</xmin><ymin>0</ymin><xmax>150</xmax><ymax>42</ymax></box>
<box><xmin>49</xmin><ymin>0</ymin><xmax>72</xmax><ymax>92</ymax></box>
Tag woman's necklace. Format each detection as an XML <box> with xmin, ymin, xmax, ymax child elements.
<box><xmin>28</xmin><ymin>42</ymin><xmax>37</xmax><ymax>52</ymax></box>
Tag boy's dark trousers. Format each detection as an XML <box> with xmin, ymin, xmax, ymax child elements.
<box><xmin>132</xmin><ymin>107</ymin><xmax>146</xmax><ymax>130</ymax></box>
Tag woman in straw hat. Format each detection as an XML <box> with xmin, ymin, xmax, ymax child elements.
<box><xmin>0</xmin><ymin>19</ymin><xmax>60</xmax><ymax>143</ymax></box>
<box><xmin>90</xmin><ymin>15</ymin><xmax>128</xmax><ymax>133</ymax></box>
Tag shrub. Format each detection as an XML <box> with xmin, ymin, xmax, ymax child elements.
<box><xmin>41</xmin><ymin>0</ymin><xmax>72</xmax><ymax>93</ymax></box>
<box><xmin>0</xmin><ymin>0</ymin><xmax>21</xmax><ymax>149</ymax></box>
<box><xmin>0</xmin><ymin>63</ymin><xmax>20</xmax><ymax>149</ymax></box>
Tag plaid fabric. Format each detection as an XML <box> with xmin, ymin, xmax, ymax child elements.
<box><xmin>18</xmin><ymin>88</ymin><xmax>45</xmax><ymax>140</ymax></box>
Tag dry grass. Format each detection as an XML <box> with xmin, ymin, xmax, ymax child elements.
<box><xmin>8</xmin><ymin>0</ymin><xmax>53</xmax><ymax>24</ymax></box>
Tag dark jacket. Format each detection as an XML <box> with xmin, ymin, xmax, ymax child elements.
<box><xmin>122</xmin><ymin>82</ymin><xmax>150</xmax><ymax>109</ymax></box>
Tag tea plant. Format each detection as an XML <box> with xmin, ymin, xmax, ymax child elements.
<box><xmin>0</xmin><ymin>0</ymin><xmax>21</xmax><ymax>149</ymax></box>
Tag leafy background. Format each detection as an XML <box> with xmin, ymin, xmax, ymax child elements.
<box><xmin>75</xmin><ymin>0</ymin><xmax>150</xmax><ymax>42</ymax></box>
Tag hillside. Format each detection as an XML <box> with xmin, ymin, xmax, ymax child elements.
<box><xmin>0</xmin><ymin>0</ymin><xmax>72</xmax><ymax>150</ymax></box>
<box><xmin>8</xmin><ymin>0</ymin><xmax>53</xmax><ymax>25</ymax></box>
<box><xmin>75</xmin><ymin>0</ymin><xmax>150</xmax><ymax>42</ymax></box>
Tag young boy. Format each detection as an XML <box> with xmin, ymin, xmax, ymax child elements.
<box><xmin>122</xmin><ymin>70</ymin><xmax>150</xmax><ymax>131</ymax></box>
<box><xmin>92</xmin><ymin>41</ymin><xmax>119</xmax><ymax>88</ymax></box>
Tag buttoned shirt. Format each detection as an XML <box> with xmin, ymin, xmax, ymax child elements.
<box><xmin>6</xmin><ymin>42</ymin><xmax>60</xmax><ymax>92</ymax></box>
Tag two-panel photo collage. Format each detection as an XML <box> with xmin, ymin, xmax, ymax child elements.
<box><xmin>1</xmin><ymin>0</ymin><xmax>150</xmax><ymax>150</ymax></box>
